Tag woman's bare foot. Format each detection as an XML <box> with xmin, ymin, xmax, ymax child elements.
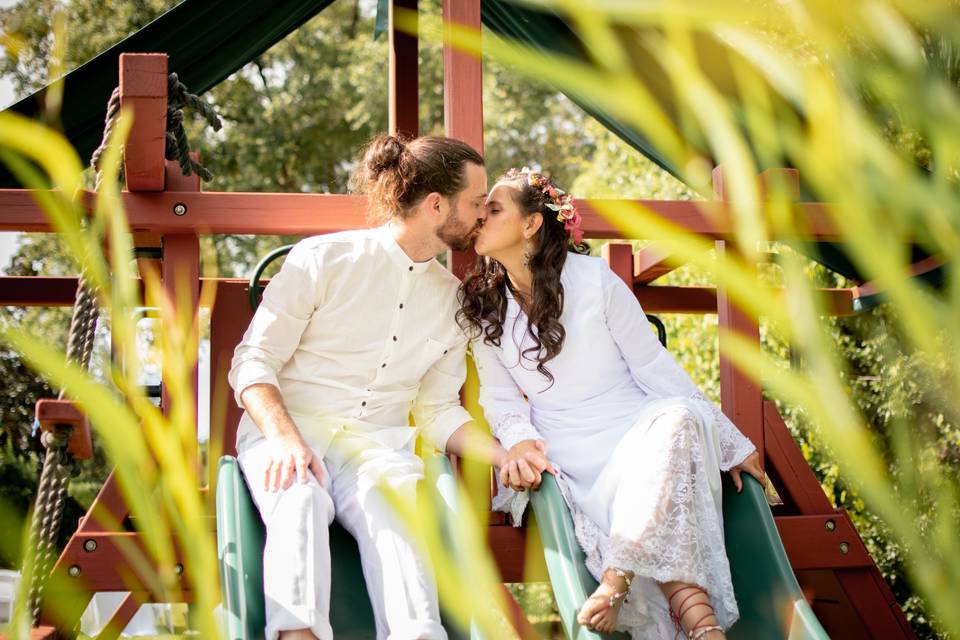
<box><xmin>576</xmin><ymin>567</ymin><xmax>634</xmax><ymax>634</ymax></box>
<box><xmin>660</xmin><ymin>580</ymin><xmax>725</xmax><ymax>639</ymax></box>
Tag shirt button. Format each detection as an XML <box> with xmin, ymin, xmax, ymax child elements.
<box><xmin>399</xmin><ymin>303</ymin><xmax>404</xmax><ymax>309</ymax></box>
<box><xmin>381</xmin><ymin>363</ymin><xmax>386</xmax><ymax>368</ymax></box>
<box><xmin>361</xmin><ymin>401</ymin><xmax>367</xmax><ymax>407</ymax></box>
<box><xmin>393</xmin><ymin>336</ymin><xmax>398</xmax><ymax>341</ymax></box>
<box><xmin>443</xmin><ymin>350</ymin><xmax>448</xmax><ymax>355</ymax></box>
<box><xmin>408</xmin><ymin>266</ymin><xmax>413</xmax><ymax>271</ymax></box>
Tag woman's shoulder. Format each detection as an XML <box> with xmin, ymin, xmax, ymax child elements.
<box><xmin>562</xmin><ymin>251</ymin><xmax>613</xmax><ymax>285</ymax></box>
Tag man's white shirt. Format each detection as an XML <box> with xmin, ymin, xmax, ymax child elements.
<box><xmin>229</xmin><ymin>224</ymin><xmax>472</xmax><ymax>456</ymax></box>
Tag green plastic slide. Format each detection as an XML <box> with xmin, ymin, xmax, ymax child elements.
<box><xmin>215</xmin><ymin>456</ymin><xmax>377</xmax><ymax>639</ymax></box>
<box><xmin>529</xmin><ymin>473</ymin><xmax>830</xmax><ymax>640</ymax></box>
<box><xmin>215</xmin><ymin>454</ymin><xmax>471</xmax><ymax>640</ymax></box>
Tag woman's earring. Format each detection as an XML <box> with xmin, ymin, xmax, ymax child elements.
<box><xmin>522</xmin><ymin>242</ymin><xmax>533</xmax><ymax>266</ymax></box>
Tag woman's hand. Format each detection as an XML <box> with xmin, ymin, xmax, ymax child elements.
<box><xmin>729</xmin><ymin>450</ymin><xmax>764</xmax><ymax>493</ymax></box>
<box><xmin>500</xmin><ymin>439</ymin><xmax>555</xmax><ymax>491</ymax></box>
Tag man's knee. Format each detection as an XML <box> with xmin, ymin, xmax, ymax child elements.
<box><xmin>268</xmin><ymin>481</ymin><xmax>335</xmax><ymax>528</ymax></box>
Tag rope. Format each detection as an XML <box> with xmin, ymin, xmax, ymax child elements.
<box><xmin>25</xmin><ymin>430</ymin><xmax>75</xmax><ymax>624</ymax></box>
<box><xmin>165</xmin><ymin>72</ymin><xmax>221</xmax><ymax>181</ymax></box>
<box><xmin>25</xmin><ymin>70</ymin><xmax>221</xmax><ymax>628</ymax></box>
<box><xmin>60</xmin><ymin>272</ymin><xmax>99</xmax><ymax>393</ymax></box>
<box><xmin>90</xmin><ymin>87</ymin><xmax>123</xmax><ymax>189</ymax></box>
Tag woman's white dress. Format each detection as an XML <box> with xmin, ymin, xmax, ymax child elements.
<box><xmin>471</xmin><ymin>253</ymin><xmax>757</xmax><ymax>638</ymax></box>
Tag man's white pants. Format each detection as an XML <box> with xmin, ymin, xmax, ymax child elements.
<box><xmin>237</xmin><ymin>432</ymin><xmax>447</xmax><ymax>640</ymax></box>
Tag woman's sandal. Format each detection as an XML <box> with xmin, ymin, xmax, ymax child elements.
<box><xmin>666</xmin><ymin>585</ymin><xmax>724</xmax><ymax>640</ymax></box>
<box><xmin>576</xmin><ymin>568</ymin><xmax>633</xmax><ymax>634</ymax></box>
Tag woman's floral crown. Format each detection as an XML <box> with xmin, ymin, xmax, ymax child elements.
<box><xmin>506</xmin><ymin>167</ymin><xmax>584</xmax><ymax>246</ymax></box>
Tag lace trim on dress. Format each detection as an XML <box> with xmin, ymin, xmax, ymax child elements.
<box><xmin>690</xmin><ymin>391</ymin><xmax>756</xmax><ymax>471</ymax></box>
<box><xmin>491</xmin><ymin>411</ymin><xmax>542</xmax><ymax>452</ymax></box>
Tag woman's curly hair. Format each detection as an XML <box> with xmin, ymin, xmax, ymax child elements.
<box><xmin>457</xmin><ymin>170</ymin><xmax>589</xmax><ymax>387</ymax></box>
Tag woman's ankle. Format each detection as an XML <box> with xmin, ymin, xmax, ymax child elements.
<box><xmin>601</xmin><ymin>566</ymin><xmax>634</xmax><ymax>592</ymax></box>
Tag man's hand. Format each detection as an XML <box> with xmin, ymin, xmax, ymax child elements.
<box><xmin>239</xmin><ymin>383</ymin><xmax>324</xmax><ymax>492</ymax></box>
<box><xmin>499</xmin><ymin>439</ymin><xmax>555</xmax><ymax>492</ymax></box>
<box><xmin>263</xmin><ymin>434</ymin><xmax>325</xmax><ymax>492</ymax></box>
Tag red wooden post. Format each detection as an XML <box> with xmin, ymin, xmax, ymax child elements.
<box><xmin>442</xmin><ymin>0</ymin><xmax>483</xmax><ymax>280</ymax></box>
<box><xmin>160</xmin><ymin>157</ymin><xmax>202</xmax><ymax>426</ymax></box>
<box><xmin>442</xmin><ymin>0</ymin><xmax>483</xmax><ymax>153</ymax></box>
<box><xmin>713</xmin><ymin>166</ymin><xmax>765</xmax><ymax>465</ymax></box>
<box><xmin>120</xmin><ymin>54</ymin><xmax>168</xmax><ymax>192</ymax></box>
<box><xmin>601</xmin><ymin>241</ymin><xmax>633</xmax><ymax>287</ymax></box>
<box><xmin>209</xmin><ymin>280</ymin><xmax>254</xmax><ymax>458</ymax></box>
<box><xmin>389</xmin><ymin>0</ymin><xmax>418</xmax><ymax>138</ymax></box>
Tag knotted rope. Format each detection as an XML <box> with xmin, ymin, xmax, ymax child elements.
<box><xmin>25</xmin><ymin>71</ymin><xmax>220</xmax><ymax>627</ymax></box>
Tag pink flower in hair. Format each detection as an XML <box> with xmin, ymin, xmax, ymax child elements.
<box><xmin>507</xmin><ymin>167</ymin><xmax>584</xmax><ymax>247</ymax></box>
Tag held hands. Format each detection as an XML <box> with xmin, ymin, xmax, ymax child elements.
<box><xmin>729</xmin><ymin>450</ymin><xmax>764</xmax><ymax>493</ymax></box>
<box><xmin>499</xmin><ymin>439</ymin><xmax>556</xmax><ymax>492</ymax></box>
<box><xmin>263</xmin><ymin>434</ymin><xmax>325</xmax><ymax>492</ymax></box>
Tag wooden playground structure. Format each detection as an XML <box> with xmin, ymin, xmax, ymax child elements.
<box><xmin>0</xmin><ymin>0</ymin><xmax>920</xmax><ymax>638</ymax></box>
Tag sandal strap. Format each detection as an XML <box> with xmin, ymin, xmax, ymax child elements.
<box><xmin>690</xmin><ymin>624</ymin><xmax>723</xmax><ymax>640</ymax></box>
<box><xmin>666</xmin><ymin>585</ymin><xmax>701</xmax><ymax>609</ymax></box>
<box><xmin>666</xmin><ymin>585</ymin><xmax>717</xmax><ymax>638</ymax></box>
<box><xmin>676</xmin><ymin>592</ymin><xmax>712</xmax><ymax>620</ymax></box>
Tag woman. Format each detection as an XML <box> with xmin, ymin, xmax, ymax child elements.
<box><xmin>457</xmin><ymin>168</ymin><xmax>764</xmax><ymax>639</ymax></box>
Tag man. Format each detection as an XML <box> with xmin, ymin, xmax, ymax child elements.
<box><xmin>229</xmin><ymin>135</ymin><xmax>543</xmax><ymax>640</ymax></box>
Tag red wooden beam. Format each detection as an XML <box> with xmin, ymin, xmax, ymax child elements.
<box><xmin>94</xmin><ymin>592</ymin><xmax>149</xmax><ymax>640</ymax></box>
<box><xmin>633</xmin><ymin>244</ymin><xmax>678</xmax><ymax>284</ymax></box>
<box><xmin>775</xmin><ymin>514</ymin><xmax>874</xmax><ymax>570</ymax></box>
<box><xmin>49</xmin><ymin>531</ymin><xmax>191</xmax><ymax>593</ymax></box>
<box><xmin>389</xmin><ymin>0</ymin><xmax>419</xmax><ymax>138</ymax></box>
<box><xmin>835</xmin><ymin>569</ymin><xmax>915</xmax><ymax>639</ymax></box>
<box><xmin>120</xmin><ymin>54</ymin><xmax>168</xmax><ymax>192</ymax></box>
<box><xmin>853</xmin><ymin>254</ymin><xmax>943</xmax><ymax>299</ymax></box>
<box><xmin>0</xmin><ymin>189</ymin><xmax>845</xmax><ymax>239</ymax></box>
<box><xmin>0</xmin><ymin>276</ymin><xmax>855</xmax><ymax>317</ymax></box>
<box><xmin>763</xmin><ymin>401</ymin><xmax>835</xmax><ymax>514</ymax></box>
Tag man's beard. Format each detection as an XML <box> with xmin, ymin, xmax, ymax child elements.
<box><xmin>436</xmin><ymin>205</ymin><xmax>479</xmax><ymax>252</ymax></box>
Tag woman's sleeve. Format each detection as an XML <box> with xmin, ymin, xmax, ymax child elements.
<box><xmin>600</xmin><ymin>264</ymin><xmax>756</xmax><ymax>470</ymax></box>
<box><xmin>471</xmin><ymin>337</ymin><xmax>543</xmax><ymax>451</ymax></box>
<box><xmin>471</xmin><ymin>336</ymin><xmax>543</xmax><ymax>526</ymax></box>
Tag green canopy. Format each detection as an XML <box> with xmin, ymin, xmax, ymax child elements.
<box><xmin>478</xmin><ymin>1</ymin><xmax>944</xmax><ymax>296</ymax></box>
<box><xmin>1</xmin><ymin>0</ymin><xmax>334</xmax><ymax>186</ymax></box>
